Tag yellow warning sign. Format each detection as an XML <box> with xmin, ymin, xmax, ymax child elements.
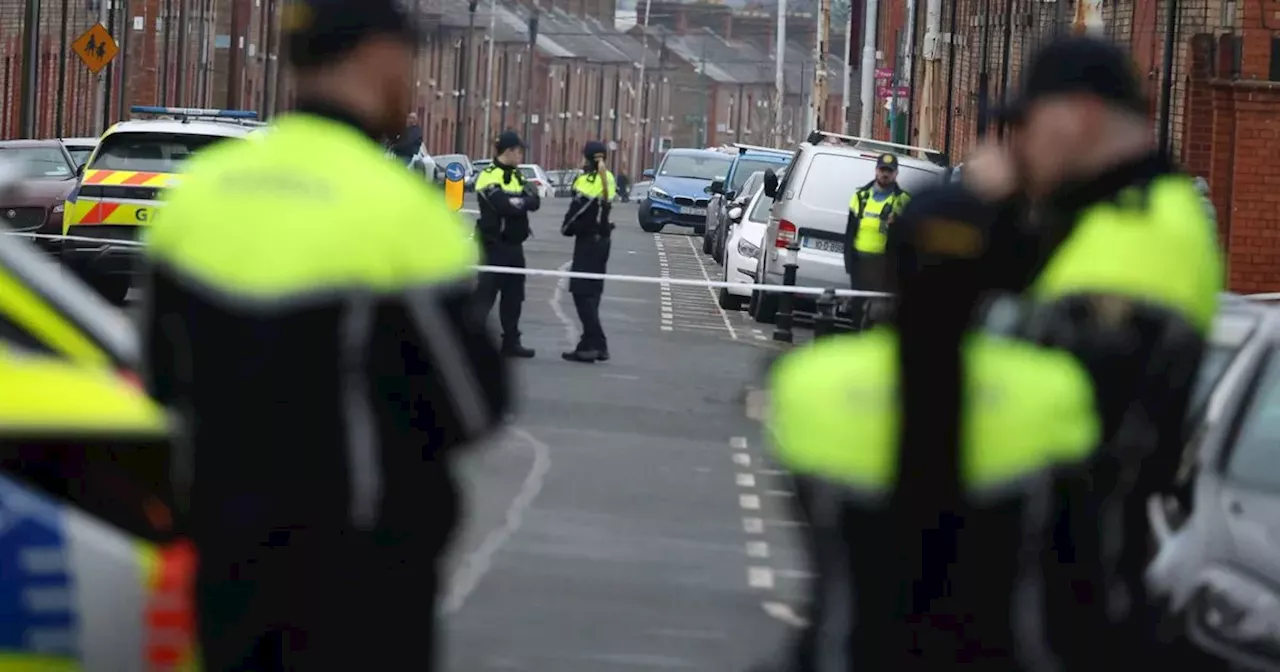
<box><xmin>72</xmin><ymin>23</ymin><xmax>119</xmax><ymax>75</ymax></box>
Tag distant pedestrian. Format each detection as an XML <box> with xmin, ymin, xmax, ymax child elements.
<box><xmin>561</xmin><ymin>140</ymin><xmax>616</xmax><ymax>363</ymax></box>
<box><xmin>391</xmin><ymin>112</ymin><xmax>423</xmax><ymax>159</ymax></box>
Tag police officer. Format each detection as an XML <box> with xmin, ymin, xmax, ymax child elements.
<box><xmin>474</xmin><ymin>130</ymin><xmax>542</xmax><ymax>358</ymax></box>
<box><xmin>844</xmin><ymin>153</ymin><xmax>911</xmax><ymax>326</ymax></box>
<box><xmin>964</xmin><ymin>36</ymin><xmax>1223</xmax><ymax>660</ymax></box>
<box><xmin>141</xmin><ymin>0</ymin><xmax>512</xmax><ymax>668</ymax></box>
<box><xmin>561</xmin><ymin>141</ymin><xmax>615</xmax><ymax>363</ymax></box>
<box><xmin>766</xmin><ymin>185</ymin><xmax>1112</xmax><ymax>672</ymax></box>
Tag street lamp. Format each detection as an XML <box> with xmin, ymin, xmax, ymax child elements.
<box><xmin>454</xmin><ymin>0</ymin><xmax>478</xmax><ymax>154</ymax></box>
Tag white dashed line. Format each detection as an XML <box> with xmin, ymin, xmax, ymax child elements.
<box><xmin>756</xmin><ymin>468</ymin><xmax>789</xmax><ymax>476</ymax></box>
<box><xmin>736</xmin><ymin>473</ymin><xmax>757</xmax><ymax>488</ymax></box>
<box><xmin>683</xmin><ymin>235</ymin><xmax>738</xmax><ymax>339</ymax></box>
<box><xmin>739</xmin><ymin>494</ymin><xmax>761</xmax><ymax>510</ymax></box>
<box><xmin>764</xmin><ymin>489</ymin><xmax>796</xmax><ymax>498</ymax></box>
<box><xmin>730</xmin><ymin>436</ymin><xmax>748</xmax><ymax>449</ymax></box>
<box><xmin>743</xmin><ymin>517</ymin><xmax>765</xmax><ymax>533</ymax></box>
<box><xmin>776</xmin><ymin>569</ymin><xmax>816</xmax><ymax>580</ymax></box>
<box><xmin>748</xmin><ymin>567</ymin><xmax>775</xmax><ymax>589</ymax></box>
<box><xmin>746</xmin><ymin>540</ymin><xmax>770</xmax><ymax>558</ymax></box>
<box><xmin>763</xmin><ymin>601</ymin><xmax>809</xmax><ymax>627</ymax></box>
<box><xmin>732</xmin><ymin>453</ymin><xmax>751</xmax><ymax>467</ymax></box>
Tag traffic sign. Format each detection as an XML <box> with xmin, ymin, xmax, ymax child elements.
<box><xmin>71</xmin><ymin>23</ymin><xmax>118</xmax><ymax>75</ymax></box>
<box><xmin>444</xmin><ymin>161</ymin><xmax>465</xmax><ymax>211</ymax></box>
<box><xmin>878</xmin><ymin>85</ymin><xmax>910</xmax><ymax>100</ymax></box>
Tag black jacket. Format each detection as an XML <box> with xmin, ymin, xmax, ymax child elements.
<box><xmin>390</xmin><ymin>125</ymin><xmax>423</xmax><ymax>158</ymax></box>
<box><xmin>561</xmin><ymin>170</ymin><xmax>614</xmax><ymax>295</ymax></box>
<box><xmin>475</xmin><ymin>163</ymin><xmax>541</xmax><ymax>248</ymax></box>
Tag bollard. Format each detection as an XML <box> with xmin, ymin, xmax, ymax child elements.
<box><xmin>813</xmin><ymin>288</ymin><xmax>837</xmax><ymax>339</ymax></box>
<box><xmin>772</xmin><ymin>244</ymin><xmax>800</xmax><ymax>343</ymax></box>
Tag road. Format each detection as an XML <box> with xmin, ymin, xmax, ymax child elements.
<box><xmin>440</xmin><ymin>197</ymin><xmax>813</xmax><ymax>670</ymax></box>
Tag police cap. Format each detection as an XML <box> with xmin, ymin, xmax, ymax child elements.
<box><xmin>583</xmin><ymin>141</ymin><xmax>607</xmax><ymax>160</ymax></box>
<box><xmin>994</xmin><ymin>35</ymin><xmax>1147</xmax><ymax>124</ymax></box>
<box><xmin>283</xmin><ymin>0</ymin><xmax>425</xmax><ymax>69</ymax></box>
<box><xmin>876</xmin><ymin>153</ymin><xmax>898</xmax><ymax>171</ymax></box>
<box><xmin>494</xmin><ymin>130</ymin><xmax>525</xmax><ymax>154</ymax></box>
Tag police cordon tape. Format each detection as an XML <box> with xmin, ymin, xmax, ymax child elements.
<box><xmin>11</xmin><ymin>231</ymin><xmax>1280</xmax><ymax>302</ymax></box>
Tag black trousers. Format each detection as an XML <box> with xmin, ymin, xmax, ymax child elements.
<box><xmin>572</xmin><ymin>292</ymin><xmax>607</xmax><ymax>352</ymax></box>
<box><xmin>475</xmin><ymin>268</ymin><xmax>526</xmax><ymax>343</ymax></box>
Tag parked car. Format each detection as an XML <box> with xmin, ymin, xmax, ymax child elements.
<box><xmin>472</xmin><ymin>158</ymin><xmax>492</xmax><ymax>173</ymax></box>
<box><xmin>518</xmin><ymin>164</ymin><xmax>553</xmax><ymax>200</ymax></box>
<box><xmin>60</xmin><ymin>137</ymin><xmax>99</xmax><ymax>170</ymax></box>
<box><xmin>433</xmin><ymin>153</ymin><xmax>476</xmax><ymax>190</ymax></box>
<box><xmin>1145</xmin><ymin>297</ymin><xmax>1280</xmax><ymax>671</ymax></box>
<box><xmin>638</xmin><ymin>148</ymin><xmax>733</xmax><ymax>234</ymax></box>
<box><xmin>0</xmin><ymin>139</ymin><xmax>81</xmax><ymax>256</ymax></box>
<box><xmin>547</xmin><ymin>169</ymin><xmax>578</xmax><ymax>197</ymax></box>
<box><xmin>749</xmin><ymin>131</ymin><xmax>946</xmax><ymax>324</ymax></box>
<box><xmin>709</xmin><ymin>169</ymin><xmax>766</xmax><ymax>265</ymax></box>
<box><xmin>631</xmin><ymin>169</ymin><xmax>654</xmax><ymax>201</ymax></box>
<box><xmin>703</xmin><ymin>144</ymin><xmax>793</xmax><ymax>261</ymax></box>
<box><xmin>719</xmin><ymin>182</ymin><xmax>772</xmax><ymax>310</ymax></box>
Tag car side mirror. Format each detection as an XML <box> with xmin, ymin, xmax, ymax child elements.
<box><xmin>75</xmin><ymin>163</ymin><xmax>85</xmax><ymax>177</ymax></box>
<box><xmin>763</xmin><ymin>170</ymin><xmax>778</xmax><ymax>199</ymax></box>
<box><xmin>728</xmin><ymin>207</ymin><xmax>744</xmax><ymax>221</ymax></box>
<box><xmin>642</xmin><ymin>169</ymin><xmax>655</xmax><ymax>180</ymax></box>
<box><xmin>707</xmin><ymin>179</ymin><xmax>724</xmax><ymax>195</ymax></box>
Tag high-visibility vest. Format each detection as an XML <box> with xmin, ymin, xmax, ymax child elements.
<box><xmin>849</xmin><ymin>185</ymin><xmax>910</xmax><ymax>255</ymax></box>
<box><xmin>572</xmin><ymin>170</ymin><xmax>615</xmax><ymax>200</ymax></box>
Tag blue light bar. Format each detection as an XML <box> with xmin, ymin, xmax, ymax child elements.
<box><xmin>130</xmin><ymin>105</ymin><xmax>259</xmax><ymax>119</ymax></box>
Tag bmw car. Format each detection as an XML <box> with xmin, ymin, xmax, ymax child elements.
<box><xmin>638</xmin><ymin>148</ymin><xmax>732</xmax><ymax>234</ymax></box>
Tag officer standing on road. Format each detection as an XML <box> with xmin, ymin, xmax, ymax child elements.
<box><xmin>764</xmin><ymin>185</ymin><xmax>1113</xmax><ymax>672</ymax></box>
<box><xmin>474</xmin><ymin>130</ymin><xmax>542</xmax><ymax>358</ymax></box>
<box><xmin>844</xmin><ymin>153</ymin><xmax>911</xmax><ymax>327</ymax></box>
<box><xmin>141</xmin><ymin>0</ymin><xmax>512</xmax><ymax>668</ymax></box>
<box><xmin>561</xmin><ymin>141</ymin><xmax>616</xmax><ymax>363</ymax></box>
<box><xmin>963</xmin><ymin>36</ymin><xmax>1224</xmax><ymax>663</ymax></box>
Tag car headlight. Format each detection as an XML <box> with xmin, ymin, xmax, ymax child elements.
<box><xmin>51</xmin><ymin>203</ymin><xmax>64</xmax><ymax>214</ymax></box>
<box><xmin>737</xmin><ymin>237</ymin><xmax>760</xmax><ymax>259</ymax></box>
<box><xmin>1190</xmin><ymin>566</ymin><xmax>1280</xmax><ymax>659</ymax></box>
<box><xmin>650</xmin><ymin>187</ymin><xmax>669</xmax><ymax>200</ymax></box>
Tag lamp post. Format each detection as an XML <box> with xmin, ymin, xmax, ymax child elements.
<box><xmin>454</xmin><ymin>0</ymin><xmax>478</xmax><ymax>154</ymax></box>
<box><xmin>523</xmin><ymin>10</ymin><xmax>539</xmax><ymax>154</ymax></box>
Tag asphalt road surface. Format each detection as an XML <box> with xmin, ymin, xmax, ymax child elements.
<box><xmin>440</xmin><ymin>197</ymin><xmax>813</xmax><ymax>670</ymax></box>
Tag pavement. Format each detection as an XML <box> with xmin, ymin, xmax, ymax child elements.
<box><xmin>441</xmin><ymin>197</ymin><xmax>815</xmax><ymax>670</ymax></box>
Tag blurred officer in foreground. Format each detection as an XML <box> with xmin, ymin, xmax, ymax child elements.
<box><xmin>766</xmin><ymin>185</ymin><xmax>1110</xmax><ymax>672</ymax></box>
<box><xmin>141</xmin><ymin>0</ymin><xmax>512</xmax><ymax>667</ymax></box>
<box><xmin>844</xmin><ymin>153</ymin><xmax>911</xmax><ymax>328</ymax></box>
<box><xmin>474</xmin><ymin>130</ymin><xmax>542</xmax><ymax>358</ymax></box>
<box><xmin>964</xmin><ymin>36</ymin><xmax>1223</xmax><ymax>660</ymax></box>
<box><xmin>561</xmin><ymin>140</ymin><xmax>616</xmax><ymax>363</ymax></box>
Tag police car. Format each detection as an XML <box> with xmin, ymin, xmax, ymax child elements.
<box><xmin>61</xmin><ymin>106</ymin><xmax>266</xmax><ymax>303</ymax></box>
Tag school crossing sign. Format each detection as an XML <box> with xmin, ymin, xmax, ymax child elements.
<box><xmin>71</xmin><ymin>23</ymin><xmax>119</xmax><ymax>75</ymax></box>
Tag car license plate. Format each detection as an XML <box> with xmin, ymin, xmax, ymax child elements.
<box><xmin>803</xmin><ymin>237</ymin><xmax>844</xmax><ymax>253</ymax></box>
<box><xmin>679</xmin><ymin>206</ymin><xmax>707</xmax><ymax>216</ymax></box>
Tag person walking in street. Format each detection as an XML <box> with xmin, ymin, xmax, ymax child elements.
<box><xmin>390</xmin><ymin>111</ymin><xmax>423</xmax><ymax>160</ymax></box>
<box><xmin>474</xmin><ymin>130</ymin><xmax>542</xmax><ymax>358</ymax></box>
<box><xmin>844</xmin><ymin>153</ymin><xmax>911</xmax><ymax>328</ymax></box>
<box><xmin>962</xmin><ymin>36</ymin><xmax>1224</xmax><ymax>665</ymax></box>
<box><xmin>616</xmin><ymin>171</ymin><xmax>631</xmax><ymax>203</ymax></box>
<box><xmin>561</xmin><ymin>141</ymin><xmax>616</xmax><ymax>363</ymax></box>
<box><xmin>763</xmin><ymin>184</ymin><xmax>1113</xmax><ymax>672</ymax></box>
<box><xmin>140</xmin><ymin>0</ymin><xmax>512</xmax><ymax>668</ymax></box>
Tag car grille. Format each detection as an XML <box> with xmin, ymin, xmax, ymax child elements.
<box><xmin>0</xmin><ymin>206</ymin><xmax>47</xmax><ymax>232</ymax></box>
<box><xmin>77</xmin><ymin>185</ymin><xmax>160</xmax><ymax>201</ymax></box>
<box><xmin>673</xmin><ymin>196</ymin><xmax>710</xmax><ymax>207</ymax></box>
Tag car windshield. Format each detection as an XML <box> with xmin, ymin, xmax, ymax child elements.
<box><xmin>1224</xmin><ymin>348</ymin><xmax>1280</xmax><ymax>491</ymax></box>
<box><xmin>65</xmin><ymin>147</ymin><xmax>95</xmax><ymax>168</ymax></box>
<box><xmin>799</xmin><ymin>153</ymin><xmax>939</xmax><ymax>213</ymax></box>
<box><xmin>748</xmin><ymin>189</ymin><xmax>772</xmax><ymax>223</ymax></box>
<box><xmin>89</xmin><ymin>132</ymin><xmax>231</xmax><ymax>173</ymax></box>
<box><xmin>519</xmin><ymin>166</ymin><xmax>539</xmax><ymax>179</ymax></box>
<box><xmin>0</xmin><ymin>146</ymin><xmax>74</xmax><ymax>179</ymax></box>
<box><xmin>732</xmin><ymin>158</ymin><xmax>787</xmax><ymax>191</ymax></box>
<box><xmin>1187</xmin><ymin>310</ymin><xmax>1261</xmax><ymax>425</ymax></box>
<box><xmin>659</xmin><ymin>154</ymin><xmax>731</xmax><ymax>181</ymax></box>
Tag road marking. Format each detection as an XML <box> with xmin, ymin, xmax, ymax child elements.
<box><xmin>739</xmin><ymin>494</ymin><xmax>761</xmax><ymax>510</ymax></box>
<box><xmin>733</xmin><ymin>453</ymin><xmax>751</xmax><ymax>467</ymax></box>
<box><xmin>442</xmin><ymin>427</ymin><xmax>550</xmax><ymax>614</ymax></box>
<box><xmin>764</xmin><ymin>489</ymin><xmax>796</xmax><ymax>498</ymax></box>
<box><xmin>756</xmin><ymin>468</ymin><xmax>789</xmax><ymax>476</ymax></box>
<box><xmin>764</xmin><ymin>518</ymin><xmax>809</xmax><ymax>528</ymax></box>
<box><xmin>682</xmin><ymin>235</ymin><xmax>736</xmax><ymax>341</ymax></box>
<box><xmin>602</xmin><ymin>373</ymin><xmax>639</xmax><ymax>380</ymax></box>
<box><xmin>461</xmin><ymin>208</ymin><xmax>479</xmax><ymax>215</ymax></box>
<box><xmin>776</xmin><ymin>568</ymin><xmax>816</xmax><ymax>580</ymax></box>
<box><xmin>763</xmin><ymin>601</ymin><xmax>809</xmax><ymax>628</ymax></box>
<box><xmin>730</xmin><ymin>436</ymin><xmax>748</xmax><ymax>449</ymax></box>
<box><xmin>548</xmin><ymin>260</ymin><xmax>578</xmax><ymax>346</ymax></box>
<box><xmin>743</xmin><ymin>517</ymin><xmax>765</xmax><ymax>533</ymax></box>
<box><xmin>748</xmin><ymin>567</ymin><xmax>775</xmax><ymax>589</ymax></box>
<box><xmin>736</xmin><ymin>473</ymin><xmax>756</xmax><ymax>487</ymax></box>
<box><xmin>746</xmin><ymin>540</ymin><xmax>770</xmax><ymax>558</ymax></box>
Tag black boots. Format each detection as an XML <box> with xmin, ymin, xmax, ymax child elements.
<box><xmin>561</xmin><ymin>348</ymin><xmax>609</xmax><ymax>363</ymax></box>
<box><xmin>502</xmin><ymin>340</ymin><xmax>535</xmax><ymax>358</ymax></box>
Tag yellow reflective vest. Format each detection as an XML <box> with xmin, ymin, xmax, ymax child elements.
<box><xmin>768</xmin><ymin>326</ymin><xmax>1099</xmax><ymax>492</ymax></box>
<box><xmin>848</xmin><ymin>184</ymin><xmax>911</xmax><ymax>255</ymax></box>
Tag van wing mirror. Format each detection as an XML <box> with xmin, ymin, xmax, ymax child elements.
<box><xmin>763</xmin><ymin>170</ymin><xmax>779</xmax><ymax>199</ymax></box>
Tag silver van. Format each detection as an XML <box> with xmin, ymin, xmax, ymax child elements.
<box><xmin>749</xmin><ymin>131</ymin><xmax>947</xmax><ymax>323</ymax></box>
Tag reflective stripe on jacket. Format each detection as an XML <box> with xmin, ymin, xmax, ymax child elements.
<box><xmin>849</xmin><ymin>184</ymin><xmax>910</xmax><ymax>254</ymax></box>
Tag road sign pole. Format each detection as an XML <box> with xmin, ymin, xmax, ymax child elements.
<box><xmin>20</xmin><ymin>0</ymin><xmax>41</xmax><ymax>138</ymax></box>
<box><xmin>56</xmin><ymin>0</ymin><xmax>69</xmax><ymax>137</ymax></box>
<box><xmin>444</xmin><ymin>161</ymin><xmax>465</xmax><ymax>212</ymax></box>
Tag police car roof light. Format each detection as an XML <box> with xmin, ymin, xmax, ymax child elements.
<box><xmin>130</xmin><ymin>105</ymin><xmax>260</xmax><ymax>120</ymax></box>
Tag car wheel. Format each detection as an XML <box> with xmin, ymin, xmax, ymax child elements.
<box><xmin>718</xmin><ymin>287</ymin><xmax>746</xmax><ymax>311</ymax></box>
<box><xmin>751</xmin><ymin>289</ymin><xmax>778</xmax><ymax>324</ymax></box>
<box><xmin>640</xmin><ymin>219</ymin><xmax>664</xmax><ymax>233</ymax></box>
<box><xmin>713</xmin><ymin>224</ymin><xmax>726</xmax><ymax>264</ymax></box>
<box><xmin>702</xmin><ymin>223</ymin><xmax>714</xmax><ymax>253</ymax></box>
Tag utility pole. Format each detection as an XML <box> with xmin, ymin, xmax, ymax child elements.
<box><xmin>976</xmin><ymin>0</ymin><xmax>992</xmax><ymax>139</ymax></box>
<box><xmin>811</xmin><ymin>0</ymin><xmax>830</xmax><ymax>132</ymax></box>
<box><xmin>941</xmin><ymin>0</ymin><xmax>958</xmax><ymax>157</ymax></box>
<box><xmin>629</xmin><ymin>0</ymin><xmax>653</xmax><ymax>177</ymax></box>
<box><xmin>903</xmin><ymin>0</ymin><xmax>918</xmax><ymax>142</ymax></box>
<box><xmin>995</xmin><ymin>0</ymin><xmax>1015</xmax><ymax>139</ymax></box>
<box><xmin>481</xmin><ymin>0</ymin><xmax>497</xmax><ymax>151</ymax></box>
<box><xmin>20</xmin><ymin>0</ymin><xmax>40</xmax><ymax>138</ymax></box>
<box><xmin>610</xmin><ymin>64</ymin><xmax>622</xmax><ymax>173</ymax></box>
<box><xmin>773</xmin><ymin>0</ymin><xmax>786</xmax><ymax>146</ymax></box>
<box><xmin>857</xmin><ymin>0</ymin><xmax>877</xmax><ymax>136</ymax></box>
<box><xmin>699</xmin><ymin>39</ymin><xmax>708</xmax><ymax>146</ymax></box>
<box><xmin>840</xmin><ymin>6</ymin><xmax>852</xmax><ymax>133</ymax></box>
<box><xmin>500</xmin><ymin>52</ymin><xmax>512</xmax><ymax>132</ymax></box>
<box><xmin>98</xmin><ymin>0</ymin><xmax>112</xmax><ymax>132</ymax></box>
<box><xmin>595</xmin><ymin>67</ymin><xmax>606</xmax><ymax>139</ymax></box>
<box><xmin>160</xmin><ymin>0</ymin><xmax>172</xmax><ymax>103</ymax></box>
<box><xmin>1156</xmin><ymin>0</ymin><xmax>1179</xmax><ymax>153</ymax></box>
<box><xmin>176</xmin><ymin>0</ymin><xmax>188</xmax><ymax>105</ymax></box>
<box><xmin>523</xmin><ymin>9</ymin><xmax>538</xmax><ymax>154</ymax></box>
<box><xmin>918</xmin><ymin>0</ymin><xmax>941</xmax><ymax>149</ymax></box>
<box><xmin>56</xmin><ymin>0</ymin><xmax>70</xmax><ymax>136</ymax></box>
<box><xmin>651</xmin><ymin>33</ymin><xmax>667</xmax><ymax>170</ymax></box>
<box><xmin>455</xmin><ymin>0</ymin><xmax>477</xmax><ymax>154</ymax></box>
